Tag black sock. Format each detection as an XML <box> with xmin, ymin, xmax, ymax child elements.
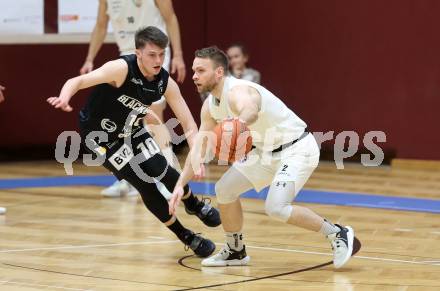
<box><xmin>167</xmin><ymin>219</ymin><xmax>192</xmax><ymax>243</ymax></box>
<box><xmin>182</xmin><ymin>188</ymin><xmax>202</xmax><ymax>212</ymax></box>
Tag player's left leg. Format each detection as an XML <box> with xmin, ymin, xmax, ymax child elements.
<box><xmin>265</xmin><ymin>134</ymin><xmax>355</xmax><ymax>268</ymax></box>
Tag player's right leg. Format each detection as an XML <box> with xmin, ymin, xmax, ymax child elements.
<box><xmin>201</xmin><ymin>167</ymin><xmax>255</xmax><ymax>267</ymax></box>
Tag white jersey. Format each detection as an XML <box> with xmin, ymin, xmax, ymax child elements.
<box><xmin>106</xmin><ymin>0</ymin><xmax>170</xmax><ymax>69</ymax></box>
<box><xmin>208</xmin><ymin>76</ymin><xmax>307</xmax><ymax>151</ymax></box>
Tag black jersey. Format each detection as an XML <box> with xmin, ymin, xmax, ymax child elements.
<box><xmin>79</xmin><ymin>54</ymin><xmax>169</xmax><ymax>141</ymax></box>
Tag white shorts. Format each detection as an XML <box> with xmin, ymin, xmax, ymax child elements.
<box><xmin>232</xmin><ymin>133</ymin><xmax>320</xmax><ymax>193</ymax></box>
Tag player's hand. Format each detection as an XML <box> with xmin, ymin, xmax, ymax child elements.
<box><xmin>169</xmin><ymin>185</ymin><xmax>184</xmax><ymax>215</ymax></box>
<box><xmin>223</xmin><ymin>117</ymin><xmax>248</xmax><ymax>134</ymax></box>
<box><xmin>194</xmin><ymin>163</ymin><xmax>205</xmax><ymax>180</ymax></box>
<box><xmin>47</xmin><ymin>96</ymin><xmax>73</xmax><ymax>112</ymax></box>
<box><xmin>80</xmin><ymin>60</ymin><xmax>94</xmax><ymax>75</ymax></box>
<box><xmin>0</xmin><ymin>85</ymin><xmax>5</xmax><ymax>103</ymax></box>
<box><xmin>171</xmin><ymin>55</ymin><xmax>186</xmax><ymax>83</ymax></box>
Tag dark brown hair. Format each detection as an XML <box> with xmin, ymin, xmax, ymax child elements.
<box><xmin>194</xmin><ymin>46</ymin><xmax>229</xmax><ymax>72</ymax></box>
<box><xmin>135</xmin><ymin>26</ymin><xmax>168</xmax><ymax>49</ymax></box>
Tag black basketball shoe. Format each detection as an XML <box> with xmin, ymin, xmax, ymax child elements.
<box><xmin>182</xmin><ymin>231</ymin><xmax>216</xmax><ymax>258</ymax></box>
<box><xmin>185</xmin><ymin>198</ymin><xmax>221</xmax><ymax>227</ymax></box>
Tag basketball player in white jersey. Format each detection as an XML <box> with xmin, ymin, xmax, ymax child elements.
<box><xmin>79</xmin><ymin>0</ymin><xmax>185</xmax><ymax>198</ymax></box>
<box><xmin>0</xmin><ymin>84</ymin><xmax>6</xmax><ymax>214</ymax></box>
<box><xmin>169</xmin><ymin>46</ymin><xmax>356</xmax><ymax>268</ymax></box>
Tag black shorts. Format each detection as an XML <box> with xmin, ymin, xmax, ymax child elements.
<box><xmin>82</xmin><ymin>127</ymin><xmax>177</xmax><ymax>190</ymax></box>
<box><xmin>82</xmin><ymin>127</ymin><xmax>187</xmax><ymax>223</ymax></box>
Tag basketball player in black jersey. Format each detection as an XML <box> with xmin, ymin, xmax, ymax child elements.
<box><xmin>47</xmin><ymin>26</ymin><xmax>220</xmax><ymax>257</ymax></box>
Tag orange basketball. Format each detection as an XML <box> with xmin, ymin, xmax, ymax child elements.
<box><xmin>213</xmin><ymin>118</ymin><xmax>253</xmax><ymax>164</ymax></box>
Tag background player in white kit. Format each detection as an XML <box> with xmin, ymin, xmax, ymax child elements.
<box><xmin>80</xmin><ymin>0</ymin><xmax>185</xmax><ymax>198</ymax></box>
<box><xmin>169</xmin><ymin>46</ymin><xmax>356</xmax><ymax>268</ymax></box>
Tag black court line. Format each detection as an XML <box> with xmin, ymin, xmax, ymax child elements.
<box><xmin>1</xmin><ymin>262</ymin><xmax>190</xmax><ymax>289</ymax></box>
<box><xmin>175</xmin><ymin>237</ymin><xmax>362</xmax><ymax>291</ymax></box>
<box><xmin>177</xmin><ymin>257</ymin><xmax>332</xmax><ymax>291</ymax></box>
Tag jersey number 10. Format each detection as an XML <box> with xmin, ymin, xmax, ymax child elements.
<box><xmin>137</xmin><ymin>137</ymin><xmax>161</xmax><ymax>160</ymax></box>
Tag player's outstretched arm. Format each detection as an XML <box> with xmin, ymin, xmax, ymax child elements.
<box><xmin>169</xmin><ymin>99</ymin><xmax>216</xmax><ymax>215</ymax></box>
<box><xmin>47</xmin><ymin>59</ymin><xmax>127</xmax><ymax>112</ymax></box>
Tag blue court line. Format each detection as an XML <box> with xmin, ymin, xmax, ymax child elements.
<box><xmin>0</xmin><ymin>176</ymin><xmax>439</xmax><ymax>214</ymax></box>
<box><xmin>0</xmin><ymin>175</ymin><xmax>117</xmax><ymax>188</ymax></box>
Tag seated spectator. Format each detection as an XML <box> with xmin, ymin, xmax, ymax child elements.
<box><xmin>227</xmin><ymin>43</ymin><xmax>261</xmax><ymax>84</ymax></box>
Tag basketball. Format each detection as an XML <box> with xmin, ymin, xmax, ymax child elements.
<box><xmin>213</xmin><ymin>118</ymin><xmax>253</xmax><ymax>163</ymax></box>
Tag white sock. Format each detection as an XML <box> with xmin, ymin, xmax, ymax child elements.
<box><xmin>319</xmin><ymin>219</ymin><xmax>341</xmax><ymax>236</ymax></box>
<box><xmin>226</xmin><ymin>232</ymin><xmax>244</xmax><ymax>251</ymax></box>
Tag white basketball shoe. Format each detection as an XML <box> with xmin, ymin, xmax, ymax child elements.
<box><xmin>101</xmin><ymin>180</ymin><xmax>138</xmax><ymax>197</ymax></box>
<box><xmin>327</xmin><ymin>224</ymin><xmax>355</xmax><ymax>268</ymax></box>
<box><xmin>201</xmin><ymin>244</ymin><xmax>250</xmax><ymax>267</ymax></box>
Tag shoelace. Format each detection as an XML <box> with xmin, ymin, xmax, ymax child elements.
<box><xmin>199</xmin><ymin>197</ymin><xmax>213</xmax><ymax>216</ymax></box>
<box><xmin>329</xmin><ymin>229</ymin><xmax>347</xmax><ymax>251</ymax></box>
<box><xmin>220</xmin><ymin>244</ymin><xmax>233</xmax><ymax>256</ymax></box>
<box><xmin>331</xmin><ymin>237</ymin><xmax>347</xmax><ymax>251</ymax></box>
<box><xmin>184</xmin><ymin>232</ymin><xmax>202</xmax><ymax>252</ymax></box>
<box><xmin>201</xmin><ymin>196</ymin><xmax>212</xmax><ymax>206</ymax></box>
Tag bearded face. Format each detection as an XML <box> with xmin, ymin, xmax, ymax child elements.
<box><xmin>192</xmin><ymin>57</ymin><xmax>223</xmax><ymax>94</ymax></box>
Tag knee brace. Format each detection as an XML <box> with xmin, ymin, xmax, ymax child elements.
<box><xmin>265</xmin><ymin>201</ymin><xmax>293</xmax><ymax>222</ymax></box>
<box><xmin>215</xmin><ymin>167</ymin><xmax>253</xmax><ymax>204</ymax></box>
<box><xmin>264</xmin><ymin>181</ymin><xmax>296</xmax><ymax>222</ymax></box>
<box><xmin>215</xmin><ymin>179</ymin><xmax>241</xmax><ymax>204</ymax></box>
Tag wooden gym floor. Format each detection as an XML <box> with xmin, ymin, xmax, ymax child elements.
<box><xmin>0</xmin><ymin>159</ymin><xmax>439</xmax><ymax>290</ymax></box>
